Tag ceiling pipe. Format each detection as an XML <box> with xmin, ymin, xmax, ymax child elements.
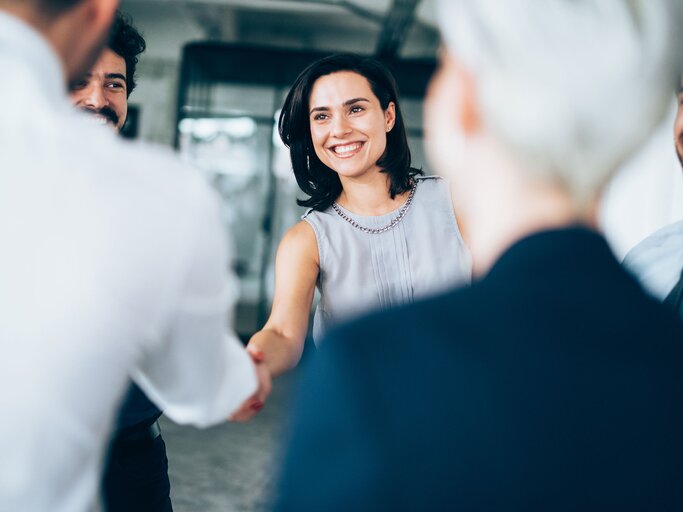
<box><xmin>374</xmin><ymin>0</ymin><xmax>421</xmax><ymax>60</ymax></box>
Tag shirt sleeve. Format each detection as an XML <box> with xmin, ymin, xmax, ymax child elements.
<box><xmin>131</xmin><ymin>179</ymin><xmax>257</xmax><ymax>428</ymax></box>
<box><xmin>622</xmin><ymin>222</ymin><xmax>683</xmax><ymax>303</ymax></box>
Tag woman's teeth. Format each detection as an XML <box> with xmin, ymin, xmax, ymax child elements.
<box><xmin>332</xmin><ymin>142</ymin><xmax>362</xmax><ymax>155</ymax></box>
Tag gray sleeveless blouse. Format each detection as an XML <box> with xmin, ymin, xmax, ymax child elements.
<box><xmin>302</xmin><ymin>176</ymin><xmax>471</xmax><ymax>343</ymax></box>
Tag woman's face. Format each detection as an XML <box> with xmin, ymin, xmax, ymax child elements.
<box><xmin>308</xmin><ymin>71</ymin><xmax>395</xmax><ymax>180</ymax></box>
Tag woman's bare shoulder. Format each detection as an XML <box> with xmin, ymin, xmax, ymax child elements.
<box><xmin>278</xmin><ymin>220</ymin><xmax>319</xmax><ymax>265</ymax></box>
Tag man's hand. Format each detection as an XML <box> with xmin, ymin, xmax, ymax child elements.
<box><xmin>229</xmin><ymin>347</ymin><xmax>273</xmax><ymax>422</ymax></box>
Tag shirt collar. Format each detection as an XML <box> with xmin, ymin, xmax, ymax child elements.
<box><xmin>485</xmin><ymin>225</ymin><xmax>615</xmax><ymax>282</ymax></box>
<box><xmin>0</xmin><ymin>10</ymin><xmax>67</xmax><ymax>103</ymax></box>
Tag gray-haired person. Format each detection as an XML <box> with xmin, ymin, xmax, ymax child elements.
<box><xmin>276</xmin><ymin>1</ymin><xmax>683</xmax><ymax>510</ymax></box>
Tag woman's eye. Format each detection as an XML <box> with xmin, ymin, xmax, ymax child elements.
<box><xmin>350</xmin><ymin>106</ymin><xmax>364</xmax><ymax>114</ymax></box>
<box><xmin>107</xmin><ymin>82</ymin><xmax>125</xmax><ymax>90</ymax></box>
<box><xmin>313</xmin><ymin>113</ymin><xmax>328</xmax><ymax>121</ymax></box>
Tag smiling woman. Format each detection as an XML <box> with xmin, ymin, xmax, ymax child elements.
<box><xmin>232</xmin><ymin>54</ymin><xmax>472</xmax><ymax>422</ymax></box>
<box><xmin>280</xmin><ymin>54</ymin><xmax>417</xmax><ymax>211</ymax></box>
<box><xmin>308</xmin><ymin>72</ymin><xmax>395</xmax><ymax>187</ymax></box>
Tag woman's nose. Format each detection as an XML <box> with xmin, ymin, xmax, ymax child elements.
<box><xmin>330</xmin><ymin>114</ymin><xmax>352</xmax><ymax>137</ymax></box>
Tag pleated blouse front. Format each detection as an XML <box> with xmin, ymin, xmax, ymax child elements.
<box><xmin>302</xmin><ymin>176</ymin><xmax>471</xmax><ymax>343</ymax></box>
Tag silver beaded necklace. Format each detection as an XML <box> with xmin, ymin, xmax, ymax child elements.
<box><xmin>331</xmin><ymin>181</ymin><xmax>418</xmax><ymax>235</ymax></box>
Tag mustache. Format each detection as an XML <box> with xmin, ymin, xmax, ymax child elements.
<box><xmin>80</xmin><ymin>106</ymin><xmax>119</xmax><ymax>126</ymax></box>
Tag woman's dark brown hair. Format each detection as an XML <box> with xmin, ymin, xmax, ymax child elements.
<box><xmin>279</xmin><ymin>53</ymin><xmax>421</xmax><ymax>211</ymax></box>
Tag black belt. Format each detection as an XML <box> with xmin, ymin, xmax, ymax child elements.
<box><xmin>116</xmin><ymin>419</ymin><xmax>162</xmax><ymax>444</ymax></box>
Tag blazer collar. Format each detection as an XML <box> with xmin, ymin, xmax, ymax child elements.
<box><xmin>485</xmin><ymin>225</ymin><xmax>616</xmax><ymax>283</ymax></box>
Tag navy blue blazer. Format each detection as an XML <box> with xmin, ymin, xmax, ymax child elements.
<box><xmin>276</xmin><ymin>227</ymin><xmax>683</xmax><ymax>511</ymax></box>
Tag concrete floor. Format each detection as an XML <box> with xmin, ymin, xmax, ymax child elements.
<box><xmin>161</xmin><ymin>370</ymin><xmax>301</xmax><ymax>512</ymax></box>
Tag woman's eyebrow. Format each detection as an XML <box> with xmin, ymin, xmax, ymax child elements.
<box><xmin>343</xmin><ymin>97</ymin><xmax>369</xmax><ymax>106</ymax></box>
<box><xmin>310</xmin><ymin>97</ymin><xmax>370</xmax><ymax>115</ymax></box>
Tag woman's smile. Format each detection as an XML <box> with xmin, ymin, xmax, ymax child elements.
<box><xmin>327</xmin><ymin>141</ymin><xmax>365</xmax><ymax>159</ymax></box>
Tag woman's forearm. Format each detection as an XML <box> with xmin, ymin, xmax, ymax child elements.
<box><xmin>247</xmin><ymin>328</ymin><xmax>304</xmax><ymax>378</ymax></box>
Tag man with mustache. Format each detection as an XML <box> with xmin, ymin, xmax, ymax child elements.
<box><xmin>623</xmin><ymin>73</ymin><xmax>683</xmax><ymax>319</ymax></box>
<box><xmin>70</xmin><ymin>11</ymin><xmax>140</xmax><ymax>133</ymax></box>
<box><xmin>69</xmin><ymin>13</ymin><xmax>174</xmax><ymax>512</ymax></box>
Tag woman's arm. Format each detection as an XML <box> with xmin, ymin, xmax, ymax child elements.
<box><xmin>248</xmin><ymin>220</ymin><xmax>320</xmax><ymax>377</ymax></box>
<box><xmin>231</xmin><ymin>221</ymin><xmax>319</xmax><ymax>422</ymax></box>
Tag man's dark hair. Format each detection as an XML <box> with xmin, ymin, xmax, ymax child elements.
<box><xmin>278</xmin><ymin>53</ymin><xmax>422</xmax><ymax>211</ymax></box>
<box><xmin>108</xmin><ymin>11</ymin><xmax>146</xmax><ymax>97</ymax></box>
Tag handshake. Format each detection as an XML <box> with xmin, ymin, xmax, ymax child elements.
<box><xmin>230</xmin><ymin>347</ymin><xmax>273</xmax><ymax>422</ymax></box>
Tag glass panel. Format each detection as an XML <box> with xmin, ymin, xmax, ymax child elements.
<box><xmin>178</xmin><ymin>116</ymin><xmax>274</xmax><ymax>335</ymax></box>
<box><xmin>408</xmin><ymin>135</ymin><xmax>431</xmax><ymax>176</ymax></box>
<box><xmin>400</xmin><ymin>96</ymin><xmax>424</xmax><ymax>130</ymax></box>
<box><xmin>210</xmin><ymin>83</ymin><xmax>278</xmax><ymax>118</ymax></box>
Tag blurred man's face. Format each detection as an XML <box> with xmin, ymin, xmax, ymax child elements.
<box><xmin>675</xmin><ymin>75</ymin><xmax>683</xmax><ymax>168</ymax></box>
<box><xmin>70</xmin><ymin>49</ymin><xmax>128</xmax><ymax>131</ymax></box>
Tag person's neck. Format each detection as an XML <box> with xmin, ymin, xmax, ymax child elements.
<box><xmin>465</xmin><ymin>181</ymin><xmax>597</xmax><ymax>278</ymax></box>
<box><xmin>336</xmin><ymin>172</ymin><xmax>411</xmax><ymax>216</ymax></box>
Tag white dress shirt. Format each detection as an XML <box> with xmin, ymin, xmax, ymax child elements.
<box><xmin>0</xmin><ymin>12</ymin><xmax>256</xmax><ymax>512</ymax></box>
<box><xmin>623</xmin><ymin>219</ymin><xmax>683</xmax><ymax>309</ymax></box>
<box><xmin>600</xmin><ymin>104</ymin><xmax>683</xmax><ymax>259</ymax></box>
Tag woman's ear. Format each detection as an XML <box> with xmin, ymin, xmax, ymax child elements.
<box><xmin>385</xmin><ymin>101</ymin><xmax>396</xmax><ymax>132</ymax></box>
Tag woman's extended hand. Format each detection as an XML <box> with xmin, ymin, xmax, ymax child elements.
<box><xmin>229</xmin><ymin>347</ymin><xmax>272</xmax><ymax>422</ymax></box>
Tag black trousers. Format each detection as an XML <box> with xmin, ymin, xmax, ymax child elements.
<box><xmin>102</xmin><ymin>426</ymin><xmax>173</xmax><ymax>512</ymax></box>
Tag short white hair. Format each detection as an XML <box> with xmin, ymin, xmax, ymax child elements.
<box><xmin>437</xmin><ymin>0</ymin><xmax>682</xmax><ymax>202</ymax></box>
